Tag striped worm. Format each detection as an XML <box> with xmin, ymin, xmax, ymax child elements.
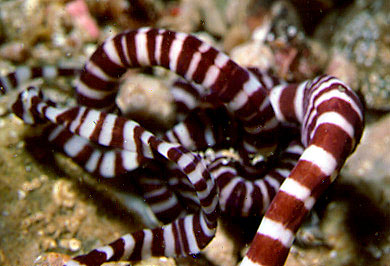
<box><xmin>0</xmin><ymin>27</ymin><xmax>364</xmax><ymax>266</ymax></box>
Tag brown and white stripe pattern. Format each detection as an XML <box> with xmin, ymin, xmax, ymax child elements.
<box><xmin>66</xmin><ymin>212</ymin><xmax>215</xmax><ymax>266</ymax></box>
<box><xmin>241</xmin><ymin>76</ymin><xmax>364</xmax><ymax>266</ymax></box>
<box><xmin>55</xmin><ymin>130</ymin><xmax>187</xmax><ymax>223</ymax></box>
<box><xmin>163</xmin><ymin>106</ymin><xmax>236</xmax><ymax>151</ymax></box>
<box><xmin>170</xmin><ymin>79</ymin><xmax>203</xmax><ymax>121</ymax></box>
<box><xmin>167</xmin><ymin>78</ymin><xmax>281</xmax><ymax>160</ymax></box>
<box><xmin>1</xmin><ymin>28</ymin><xmax>365</xmax><ymax>266</ymax></box>
<box><xmin>163</xmin><ymin>137</ymin><xmax>303</xmax><ymax>219</ymax></box>
<box><xmin>208</xmin><ymin>141</ymin><xmax>303</xmax><ymax>217</ymax></box>
<box><xmin>11</xmin><ymin>86</ymin><xmax>219</xmax><ymax>265</ymax></box>
<box><xmin>137</xmin><ymin>170</ymin><xmax>187</xmax><ymax>223</ymax></box>
<box><xmin>45</xmin><ymin>124</ymin><xmax>142</xmax><ymax>178</ymax></box>
<box><xmin>76</xmin><ymin>27</ymin><xmax>279</xmax><ymax>155</ymax></box>
<box><xmin>0</xmin><ymin>66</ymin><xmax>79</xmax><ymax>94</ymax></box>
<box><xmin>161</xmin><ymin>90</ymin><xmax>304</xmax><ymax>218</ymax></box>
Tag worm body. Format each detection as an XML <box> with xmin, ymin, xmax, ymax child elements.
<box><xmin>1</xmin><ymin>28</ymin><xmax>364</xmax><ymax>266</ymax></box>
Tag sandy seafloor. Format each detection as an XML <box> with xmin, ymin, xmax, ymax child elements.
<box><xmin>0</xmin><ymin>0</ymin><xmax>389</xmax><ymax>265</ymax></box>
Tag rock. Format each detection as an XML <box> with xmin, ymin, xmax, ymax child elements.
<box><xmin>230</xmin><ymin>40</ymin><xmax>275</xmax><ymax>71</ymax></box>
<box><xmin>203</xmin><ymin>221</ymin><xmax>239</xmax><ymax>266</ymax></box>
<box><xmin>342</xmin><ymin>114</ymin><xmax>390</xmax><ymax>209</ymax></box>
<box><xmin>0</xmin><ymin>42</ymin><xmax>29</xmax><ymax>63</ymax></box>
<box><xmin>321</xmin><ymin>0</ymin><xmax>390</xmax><ymax>110</ymax></box>
<box><xmin>116</xmin><ymin>73</ymin><xmax>175</xmax><ymax>129</ymax></box>
<box><xmin>34</xmin><ymin>252</ymin><xmax>71</xmax><ymax>266</ymax></box>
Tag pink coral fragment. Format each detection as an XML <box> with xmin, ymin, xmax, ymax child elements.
<box><xmin>66</xmin><ymin>0</ymin><xmax>100</xmax><ymax>39</ymax></box>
